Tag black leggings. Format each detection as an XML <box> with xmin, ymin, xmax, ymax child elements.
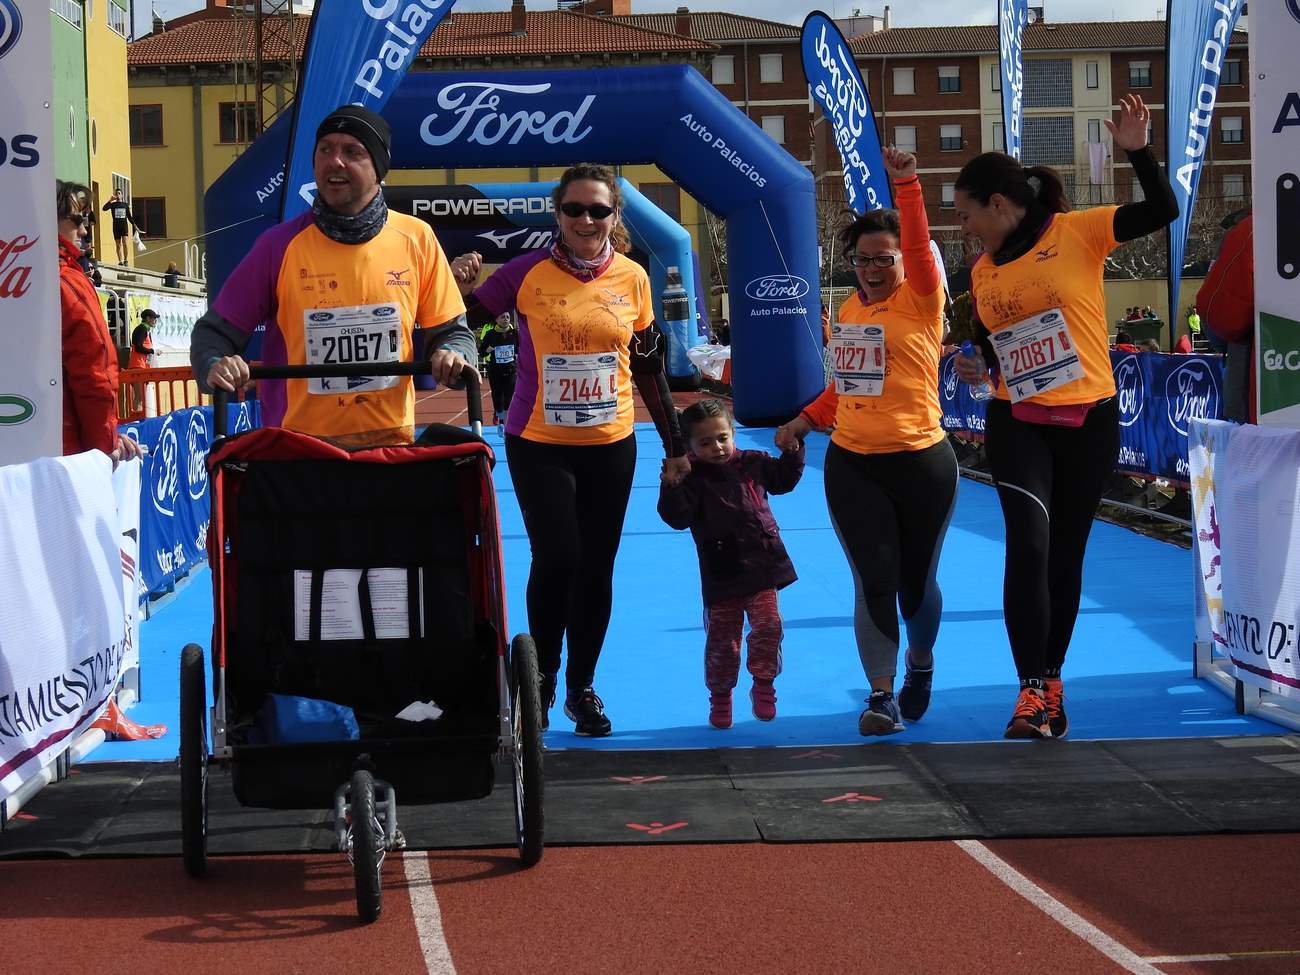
<box><xmin>985</xmin><ymin>397</ymin><xmax>1120</xmax><ymax>681</ymax></box>
<box><xmin>824</xmin><ymin>438</ymin><xmax>958</xmax><ymax>681</ymax></box>
<box><xmin>488</xmin><ymin>366</ymin><xmax>516</xmax><ymax>420</ymax></box>
<box><xmin>504</xmin><ymin>433</ymin><xmax>637</xmax><ymax>693</ymax></box>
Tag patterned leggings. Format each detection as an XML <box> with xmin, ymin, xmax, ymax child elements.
<box><xmin>703</xmin><ymin>589</ymin><xmax>783</xmax><ymax>693</ymax></box>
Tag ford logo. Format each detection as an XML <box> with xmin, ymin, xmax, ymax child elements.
<box><xmin>546</xmin><ymin>356</ymin><xmax>566</xmax><ymax>365</ymax></box>
<box><xmin>373</xmin><ymin>306</ymin><xmax>396</xmax><ymax>317</ymax></box>
<box><xmin>150</xmin><ymin>416</ymin><xmax>180</xmax><ymax>518</ymax></box>
<box><xmin>1113</xmin><ymin>354</ymin><xmax>1144</xmax><ymax>428</ymax></box>
<box><xmin>309</xmin><ymin>311</ymin><xmax>334</xmax><ymax>322</ymax></box>
<box><xmin>832</xmin><ymin>324</ymin><xmax>843</xmax><ymax>335</ymax></box>
<box><xmin>993</xmin><ymin>330</ymin><xmax>1014</xmax><ymax>343</ymax></box>
<box><xmin>744</xmin><ymin>275</ymin><xmax>810</xmax><ymax>302</ymax></box>
<box><xmin>598</xmin><ymin>354</ymin><xmax>616</xmax><ymax>365</ymax></box>
<box><xmin>1166</xmin><ymin>360</ymin><xmax>1220</xmax><ymax>437</ymax></box>
<box><xmin>186</xmin><ymin>410</ymin><xmax>209</xmax><ymax>501</ymax></box>
<box><xmin>0</xmin><ymin>0</ymin><xmax>22</xmax><ymax>63</ymax></box>
<box><xmin>1041</xmin><ymin>311</ymin><xmax>1061</xmax><ymax>325</ymax></box>
<box><xmin>940</xmin><ymin>356</ymin><xmax>958</xmax><ymax>401</ymax></box>
<box><xmin>865</xmin><ymin>326</ymin><xmax>883</xmax><ymax>338</ymax></box>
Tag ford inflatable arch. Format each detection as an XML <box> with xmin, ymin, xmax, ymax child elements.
<box><xmin>205</xmin><ymin>65</ymin><xmax>824</xmax><ymax>425</ymax></box>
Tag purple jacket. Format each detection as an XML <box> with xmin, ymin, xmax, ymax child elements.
<box><xmin>657</xmin><ymin>446</ymin><xmax>804</xmax><ymax>605</ymax></box>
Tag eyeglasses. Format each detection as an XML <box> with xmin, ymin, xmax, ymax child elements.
<box><xmin>559</xmin><ymin>202</ymin><xmax>615</xmax><ymax>220</ymax></box>
<box><xmin>70</xmin><ymin>211</ymin><xmax>92</xmax><ymax>228</ymax></box>
<box><xmin>848</xmin><ymin>253</ymin><xmax>898</xmax><ymax>268</ymax></box>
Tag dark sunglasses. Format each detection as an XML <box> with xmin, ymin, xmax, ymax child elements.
<box><xmin>559</xmin><ymin>202</ymin><xmax>615</xmax><ymax>220</ymax></box>
<box><xmin>848</xmin><ymin>252</ymin><xmax>898</xmax><ymax>268</ymax></box>
<box><xmin>70</xmin><ymin>211</ymin><xmax>92</xmax><ymax>228</ymax></box>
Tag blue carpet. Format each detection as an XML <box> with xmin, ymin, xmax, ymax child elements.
<box><xmin>100</xmin><ymin>422</ymin><xmax>1276</xmax><ymax>762</ymax></box>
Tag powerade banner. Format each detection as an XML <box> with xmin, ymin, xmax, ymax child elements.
<box><xmin>120</xmin><ymin>403</ymin><xmax>259</xmax><ymax>597</ymax></box>
<box><xmin>998</xmin><ymin>0</ymin><xmax>1028</xmax><ymax>160</ymax></box>
<box><xmin>279</xmin><ymin>0</ymin><xmax>458</xmax><ymax>222</ymax></box>
<box><xmin>939</xmin><ymin>350</ymin><xmax>1224</xmax><ymax>481</ymax></box>
<box><xmin>1165</xmin><ymin>0</ymin><xmax>1243</xmax><ymax>329</ymax></box>
<box><xmin>800</xmin><ymin>11</ymin><xmax>891</xmax><ymax>213</ymax></box>
<box><xmin>208</xmin><ymin>65</ymin><xmax>823</xmax><ymax>426</ymax></box>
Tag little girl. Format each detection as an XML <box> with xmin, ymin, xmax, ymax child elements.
<box><xmin>657</xmin><ymin>399</ymin><xmax>804</xmax><ymax>728</ymax></box>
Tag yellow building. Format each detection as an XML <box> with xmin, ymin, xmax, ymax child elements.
<box><xmin>85</xmin><ymin>0</ymin><xmax>133</xmax><ymax>264</ymax></box>
<box><xmin>127</xmin><ymin>3</ymin><xmax>720</xmax><ymax>280</ymax></box>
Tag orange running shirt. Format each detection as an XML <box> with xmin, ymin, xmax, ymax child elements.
<box><xmin>800</xmin><ymin>177</ymin><xmax>947</xmax><ymax>455</ymax></box>
<box><xmin>970</xmin><ymin>206</ymin><xmax>1120</xmax><ymax>406</ymax></box>
<box><xmin>473</xmin><ymin>249</ymin><xmax>654</xmax><ymax>446</ymax></box>
<box><xmin>212</xmin><ymin>209</ymin><xmax>465</xmax><ymax>440</ymax></box>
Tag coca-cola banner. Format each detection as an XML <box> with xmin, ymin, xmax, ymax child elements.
<box><xmin>0</xmin><ymin>0</ymin><xmax>59</xmax><ymax>465</ymax></box>
<box><xmin>939</xmin><ymin>350</ymin><xmax>1225</xmax><ymax>482</ymax></box>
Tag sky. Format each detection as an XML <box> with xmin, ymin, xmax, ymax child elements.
<box><xmin>150</xmin><ymin>0</ymin><xmax>1165</xmax><ymax>30</ymax></box>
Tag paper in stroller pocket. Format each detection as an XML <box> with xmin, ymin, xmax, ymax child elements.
<box><xmin>396</xmin><ymin>700</ymin><xmax>445</xmax><ymax>722</ymax></box>
<box><xmin>254</xmin><ymin>692</ymin><xmax>360</xmax><ymax>743</ymax></box>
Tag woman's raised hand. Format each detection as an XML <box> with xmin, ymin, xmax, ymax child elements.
<box><xmin>883</xmin><ymin>146</ymin><xmax>918</xmax><ymax>182</ymax></box>
<box><xmin>1106</xmin><ymin>94</ymin><xmax>1151</xmax><ymax>153</ymax></box>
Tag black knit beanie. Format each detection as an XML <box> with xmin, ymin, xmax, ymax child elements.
<box><xmin>315</xmin><ymin>105</ymin><xmax>391</xmax><ymax>182</ymax></box>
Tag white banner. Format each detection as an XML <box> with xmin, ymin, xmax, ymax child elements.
<box><xmin>112</xmin><ymin>457</ymin><xmax>142</xmax><ymax>698</ymax></box>
<box><xmin>0</xmin><ymin>451</ymin><xmax>131</xmax><ymax>801</ymax></box>
<box><xmin>1189</xmin><ymin>418</ymin><xmax>1300</xmax><ymax>701</ymax></box>
<box><xmin>124</xmin><ymin>289</ymin><xmax>207</xmax><ymax>363</ymax></box>
<box><xmin>0</xmin><ymin>0</ymin><xmax>60</xmax><ymax>464</ymax></box>
<box><xmin>1251</xmin><ymin>1</ymin><xmax>1300</xmax><ymax>426</ymax></box>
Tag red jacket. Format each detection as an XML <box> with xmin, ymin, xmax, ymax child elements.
<box><xmin>1196</xmin><ymin>215</ymin><xmax>1254</xmax><ymax>421</ymax></box>
<box><xmin>59</xmin><ymin>235</ymin><xmax>120</xmax><ymax>454</ymax></box>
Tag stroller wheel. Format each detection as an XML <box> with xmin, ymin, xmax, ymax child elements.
<box><xmin>179</xmin><ymin>644</ymin><xmax>208</xmax><ymax>878</ymax></box>
<box><xmin>350</xmin><ymin>769</ymin><xmax>383</xmax><ymax>923</ymax></box>
<box><xmin>510</xmin><ymin>634</ymin><xmax>545</xmax><ymax>867</ymax></box>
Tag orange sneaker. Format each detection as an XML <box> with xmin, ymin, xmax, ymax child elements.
<box><xmin>91</xmin><ymin>697</ymin><xmax>167</xmax><ymax>740</ymax></box>
<box><xmin>1004</xmin><ymin>687</ymin><xmax>1051</xmax><ymax>739</ymax></box>
<box><xmin>1044</xmin><ymin>678</ymin><xmax>1068</xmax><ymax>739</ymax></box>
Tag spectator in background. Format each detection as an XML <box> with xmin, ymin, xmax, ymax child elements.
<box><xmin>88</xmin><ymin>259</ymin><xmax>102</xmax><ymax>288</ymax></box>
<box><xmin>101</xmin><ymin>189</ymin><xmax>138</xmax><ymax>266</ymax></box>
<box><xmin>1140</xmin><ymin>338</ymin><xmax>1162</xmax><ymax>353</ymax></box>
<box><xmin>130</xmin><ymin>308</ymin><xmax>158</xmax><ymax>370</ymax></box>
<box><xmin>716</xmin><ymin>317</ymin><xmax>730</xmax><ymax>346</ymax></box>
<box><xmin>1125</xmin><ymin>306</ymin><xmax>1141</xmax><ymax>321</ymax></box>
<box><xmin>1113</xmin><ymin>330</ymin><xmax>1140</xmax><ymax>353</ymax></box>
<box><xmin>1143</xmin><ymin>305</ymin><xmax>1158</xmax><ymax>319</ymax></box>
<box><xmin>57</xmin><ymin>180</ymin><xmax>141</xmax><ymax>463</ymax></box>
<box><xmin>1186</xmin><ymin>304</ymin><xmax>1201</xmax><ymax>337</ymax></box>
<box><xmin>1197</xmin><ymin>210</ymin><xmax>1254</xmax><ymax>423</ymax></box>
<box><xmin>163</xmin><ymin>261</ymin><xmax>180</xmax><ymax>289</ymax></box>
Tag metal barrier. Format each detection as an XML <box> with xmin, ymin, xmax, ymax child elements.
<box><xmin>119</xmin><ymin>366</ymin><xmax>208</xmax><ymax>421</ymax></box>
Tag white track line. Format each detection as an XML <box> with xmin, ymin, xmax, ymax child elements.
<box><xmin>954</xmin><ymin>840</ymin><xmax>1162</xmax><ymax>975</ymax></box>
<box><xmin>402</xmin><ymin>851</ymin><xmax>457</xmax><ymax>975</ymax></box>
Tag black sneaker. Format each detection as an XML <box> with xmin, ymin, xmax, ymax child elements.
<box><xmin>897</xmin><ymin>658</ymin><xmax>933</xmax><ymax>722</ymax></box>
<box><xmin>564</xmin><ymin>687</ymin><xmax>612</xmax><ymax>737</ymax></box>
<box><xmin>539</xmin><ymin>673</ymin><xmax>557</xmax><ymax>733</ymax></box>
<box><xmin>858</xmin><ymin>690</ymin><xmax>904</xmax><ymax>736</ymax></box>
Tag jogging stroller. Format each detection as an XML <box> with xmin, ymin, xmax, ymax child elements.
<box><xmin>178</xmin><ymin>362</ymin><xmax>544</xmax><ymax>923</ymax></box>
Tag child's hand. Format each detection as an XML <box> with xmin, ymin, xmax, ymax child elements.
<box><xmin>661</xmin><ymin>456</ymin><xmax>690</xmax><ymax>487</ymax></box>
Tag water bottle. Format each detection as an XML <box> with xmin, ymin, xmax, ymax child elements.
<box><xmin>661</xmin><ymin>266</ymin><xmax>693</xmax><ymax>378</ymax></box>
<box><xmin>961</xmin><ymin>341</ymin><xmax>995</xmax><ymax>401</ymax></box>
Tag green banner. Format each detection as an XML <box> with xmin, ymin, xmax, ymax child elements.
<box><xmin>1258</xmin><ymin>312</ymin><xmax>1300</xmax><ymax>417</ymax></box>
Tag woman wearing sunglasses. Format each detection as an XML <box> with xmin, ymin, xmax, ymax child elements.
<box><xmin>452</xmin><ymin>163</ymin><xmax>687</xmax><ymax>737</ymax></box>
<box><xmin>776</xmin><ymin>147</ymin><xmax>957</xmax><ymax>737</ymax></box>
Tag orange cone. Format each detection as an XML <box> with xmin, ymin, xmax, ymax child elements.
<box><xmin>91</xmin><ymin>697</ymin><xmax>167</xmax><ymax>740</ymax></box>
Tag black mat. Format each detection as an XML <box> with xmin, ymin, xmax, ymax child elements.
<box><xmin>3</xmin><ymin>736</ymin><xmax>1299</xmax><ymax>858</ymax></box>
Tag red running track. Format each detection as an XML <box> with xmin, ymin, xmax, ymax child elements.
<box><xmin>3</xmin><ymin>835</ymin><xmax>1298</xmax><ymax>975</ymax></box>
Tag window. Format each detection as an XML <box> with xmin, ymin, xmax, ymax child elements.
<box><xmin>940</xmin><ymin>124</ymin><xmax>962</xmax><ymax>152</ymax></box>
<box><xmin>1022</xmin><ymin>115</ymin><xmax>1075</xmax><ymax>166</ymax></box>
<box><xmin>990</xmin><ymin>64</ymin><xmax>1001</xmax><ymax>92</ymax></box>
<box><xmin>1129</xmin><ymin>60</ymin><xmax>1152</xmax><ymax>88</ymax></box>
<box><xmin>759</xmin><ymin>53</ymin><xmax>783</xmax><ymax>84</ymax></box>
<box><xmin>1024</xmin><ymin>58</ymin><xmax>1073</xmax><ymax>108</ymax></box>
<box><xmin>893</xmin><ymin>67</ymin><xmax>915</xmax><ymax>95</ymax></box>
<box><xmin>1222</xmin><ymin>59</ymin><xmax>1242</xmax><ymax>86</ymax></box>
<box><xmin>941</xmin><ymin>183</ymin><xmax>956</xmax><ymax>209</ymax></box>
<box><xmin>893</xmin><ymin>125</ymin><xmax>917</xmax><ymax>152</ymax></box>
<box><xmin>1222</xmin><ymin>173</ymin><xmax>1245</xmax><ymax>199</ymax></box>
<box><xmin>938</xmin><ymin>66</ymin><xmax>961</xmax><ymax>93</ymax></box>
<box><xmin>992</xmin><ymin>121</ymin><xmax>1004</xmax><ymax>151</ymax></box>
<box><xmin>51</xmin><ymin>0</ymin><xmax>82</xmax><ymax>28</ymax></box>
<box><xmin>1087</xmin><ymin>118</ymin><xmax>1102</xmax><ymax>144</ymax></box>
<box><xmin>219</xmin><ymin>102</ymin><xmax>258</xmax><ymax>144</ymax></box>
<box><xmin>711</xmin><ymin>55</ymin><xmax>735</xmax><ymax>86</ymax></box>
<box><xmin>108</xmin><ymin>1</ymin><xmax>127</xmax><ymax>37</ymax></box>
<box><xmin>761</xmin><ymin>115</ymin><xmax>786</xmax><ymax>145</ymax></box>
<box><xmin>640</xmin><ymin>182</ymin><xmax>681</xmax><ymax>221</ymax></box>
<box><xmin>136</xmin><ymin>197</ymin><xmax>167</xmax><ymax>239</ymax></box>
<box><xmin>1086</xmin><ymin>60</ymin><xmax>1099</xmax><ymax>89</ymax></box>
<box><xmin>1221</xmin><ymin>116</ymin><xmax>1244</xmax><ymax>144</ymax></box>
<box><xmin>129</xmin><ymin>104</ymin><xmax>163</xmax><ymax>146</ymax></box>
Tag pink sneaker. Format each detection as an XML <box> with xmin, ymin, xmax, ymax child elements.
<box><xmin>709</xmin><ymin>692</ymin><xmax>732</xmax><ymax>730</ymax></box>
<box><xmin>750</xmin><ymin>682</ymin><xmax>776</xmax><ymax>721</ymax></box>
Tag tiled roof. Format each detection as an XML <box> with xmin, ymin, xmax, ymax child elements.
<box><xmin>848</xmin><ymin>20</ymin><xmax>1247</xmax><ymax>56</ymax></box>
<box><xmin>129</xmin><ymin>9</ymin><xmax>714</xmax><ymax>66</ymax></box>
<box><xmin>611</xmin><ymin>12</ymin><xmax>800</xmax><ymax>42</ymax></box>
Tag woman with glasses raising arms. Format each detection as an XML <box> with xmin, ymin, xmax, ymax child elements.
<box><xmin>776</xmin><ymin>147</ymin><xmax>957</xmax><ymax>737</ymax></box>
<box><xmin>448</xmin><ymin>163</ymin><xmax>687</xmax><ymax>738</ymax></box>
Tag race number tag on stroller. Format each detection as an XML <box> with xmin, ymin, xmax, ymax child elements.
<box><xmin>829</xmin><ymin>323</ymin><xmax>886</xmax><ymax>396</ymax></box>
<box><xmin>990</xmin><ymin>308</ymin><xmax>1084</xmax><ymax>403</ymax></box>
<box><xmin>542</xmin><ymin>352</ymin><xmax>618</xmax><ymax>426</ymax></box>
<box><xmin>303</xmin><ymin>304</ymin><xmax>402</xmax><ymax>395</ymax></box>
